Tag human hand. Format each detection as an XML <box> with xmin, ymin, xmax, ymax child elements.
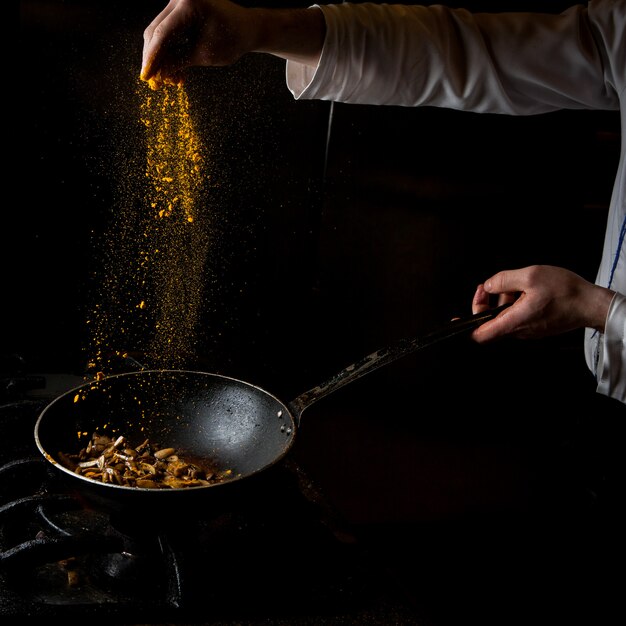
<box><xmin>141</xmin><ymin>0</ymin><xmax>325</xmax><ymax>89</ymax></box>
<box><xmin>141</xmin><ymin>0</ymin><xmax>254</xmax><ymax>88</ymax></box>
<box><xmin>469</xmin><ymin>264</ymin><xmax>615</xmax><ymax>343</ymax></box>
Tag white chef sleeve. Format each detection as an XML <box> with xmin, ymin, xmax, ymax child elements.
<box><xmin>592</xmin><ymin>293</ymin><xmax>626</xmax><ymax>404</ymax></box>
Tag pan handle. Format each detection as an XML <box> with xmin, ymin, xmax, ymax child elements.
<box><xmin>287</xmin><ymin>303</ymin><xmax>511</xmax><ymax>424</ymax></box>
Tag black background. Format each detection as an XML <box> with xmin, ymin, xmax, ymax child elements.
<box><xmin>12</xmin><ymin>2</ymin><xmax>626</xmax><ymax>624</ymax></box>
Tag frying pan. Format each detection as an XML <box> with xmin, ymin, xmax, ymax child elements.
<box><xmin>35</xmin><ymin>305</ymin><xmax>509</xmax><ymax>513</ymax></box>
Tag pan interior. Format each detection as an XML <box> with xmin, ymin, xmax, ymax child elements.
<box><xmin>35</xmin><ymin>370</ymin><xmax>295</xmax><ymax>480</ymax></box>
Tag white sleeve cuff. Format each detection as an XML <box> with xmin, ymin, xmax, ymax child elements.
<box><xmin>595</xmin><ymin>292</ymin><xmax>626</xmax><ymax>404</ymax></box>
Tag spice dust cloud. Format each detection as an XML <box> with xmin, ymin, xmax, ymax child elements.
<box><xmin>86</xmin><ymin>80</ymin><xmax>211</xmax><ymax>374</ymax></box>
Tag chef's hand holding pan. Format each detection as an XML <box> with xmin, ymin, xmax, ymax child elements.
<box><xmin>141</xmin><ymin>0</ymin><xmax>325</xmax><ymax>89</ymax></box>
<box><xmin>470</xmin><ymin>265</ymin><xmax>615</xmax><ymax>342</ymax></box>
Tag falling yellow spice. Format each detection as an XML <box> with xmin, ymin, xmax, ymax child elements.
<box><xmin>138</xmin><ymin>81</ymin><xmax>210</xmax><ymax>368</ymax></box>
<box><xmin>141</xmin><ymin>86</ymin><xmax>203</xmax><ymax>225</ymax></box>
<box><xmin>86</xmin><ymin>78</ymin><xmax>211</xmax><ymax>374</ymax></box>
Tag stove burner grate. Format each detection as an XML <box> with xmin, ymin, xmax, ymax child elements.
<box><xmin>0</xmin><ymin>399</ymin><xmax>385</xmax><ymax>624</ymax></box>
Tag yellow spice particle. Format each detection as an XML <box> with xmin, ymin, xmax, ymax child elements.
<box><xmin>86</xmin><ymin>77</ymin><xmax>209</xmax><ymax>375</ymax></box>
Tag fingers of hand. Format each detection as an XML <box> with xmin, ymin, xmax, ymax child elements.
<box><xmin>142</xmin><ymin>1</ymin><xmax>178</xmax><ymax>78</ymax></box>
<box><xmin>142</xmin><ymin>2</ymin><xmax>189</xmax><ymax>82</ymax></box>
<box><xmin>471</xmin><ymin>284</ymin><xmax>490</xmax><ymax>314</ymax></box>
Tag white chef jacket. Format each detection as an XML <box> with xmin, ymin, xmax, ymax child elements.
<box><xmin>286</xmin><ymin>0</ymin><xmax>626</xmax><ymax>405</ymax></box>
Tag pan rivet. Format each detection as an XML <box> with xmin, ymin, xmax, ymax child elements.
<box><xmin>277</xmin><ymin>410</ymin><xmax>283</xmax><ymax>418</ymax></box>
<box><xmin>280</xmin><ymin>425</ymin><xmax>286</xmax><ymax>433</ymax></box>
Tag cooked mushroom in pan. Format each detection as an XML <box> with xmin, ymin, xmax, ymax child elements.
<box><xmin>58</xmin><ymin>432</ymin><xmax>233</xmax><ymax>488</ymax></box>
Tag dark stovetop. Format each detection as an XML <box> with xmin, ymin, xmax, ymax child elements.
<box><xmin>1</xmin><ymin>368</ymin><xmax>625</xmax><ymax>626</ymax></box>
<box><xmin>0</xmin><ymin>389</ymin><xmax>425</xmax><ymax>626</ymax></box>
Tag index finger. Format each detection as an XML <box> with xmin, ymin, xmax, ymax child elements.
<box><xmin>483</xmin><ymin>269</ymin><xmax>528</xmax><ymax>297</ymax></box>
<box><xmin>141</xmin><ymin>1</ymin><xmax>177</xmax><ymax>80</ymax></box>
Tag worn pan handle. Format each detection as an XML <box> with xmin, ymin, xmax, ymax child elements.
<box><xmin>288</xmin><ymin>303</ymin><xmax>511</xmax><ymax>424</ymax></box>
